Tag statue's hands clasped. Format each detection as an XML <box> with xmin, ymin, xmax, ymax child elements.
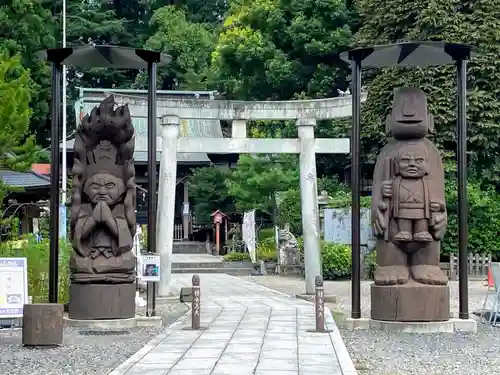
<box><xmin>92</xmin><ymin>201</ymin><xmax>113</xmax><ymax>224</ymax></box>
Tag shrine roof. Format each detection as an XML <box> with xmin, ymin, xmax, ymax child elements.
<box><xmin>0</xmin><ymin>169</ymin><xmax>51</xmax><ymax>188</ymax></box>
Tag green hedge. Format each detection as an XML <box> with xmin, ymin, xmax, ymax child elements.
<box><xmin>297</xmin><ymin>237</ymin><xmax>352</xmax><ymax>280</ymax></box>
<box><xmin>0</xmin><ymin>236</ymin><xmax>72</xmax><ymax>303</ymax></box>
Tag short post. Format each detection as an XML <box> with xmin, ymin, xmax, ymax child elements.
<box><xmin>315</xmin><ymin>276</ymin><xmax>325</xmax><ymax>331</ymax></box>
<box><xmin>308</xmin><ymin>275</ymin><xmax>333</xmax><ymax>333</ymax></box>
<box><xmin>192</xmin><ymin>274</ymin><xmax>201</xmax><ymax>330</ymax></box>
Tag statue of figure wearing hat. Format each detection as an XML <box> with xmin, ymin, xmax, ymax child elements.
<box><xmin>69</xmin><ymin>95</ymin><xmax>137</xmax><ymax>320</ymax></box>
<box><xmin>371</xmin><ymin>87</ymin><xmax>448</xmax><ymax>287</ymax></box>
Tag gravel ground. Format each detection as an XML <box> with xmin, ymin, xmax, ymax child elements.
<box><xmin>0</xmin><ymin>298</ymin><xmax>187</xmax><ymax>375</ymax></box>
<box><xmin>242</xmin><ymin>275</ymin><xmax>500</xmax><ymax>375</ymax></box>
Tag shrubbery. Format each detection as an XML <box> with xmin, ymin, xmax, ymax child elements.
<box><xmin>297</xmin><ymin>237</ymin><xmax>352</xmax><ymax>280</ymax></box>
<box><xmin>223</xmin><ymin>251</ymin><xmax>251</xmax><ymax>262</ymax></box>
<box><xmin>0</xmin><ymin>236</ymin><xmax>72</xmax><ymax>303</ymax></box>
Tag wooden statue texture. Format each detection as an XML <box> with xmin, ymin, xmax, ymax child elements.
<box><xmin>370</xmin><ymin>87</ymin><xmax>450</xmax><ymax>322</ymax></box>
<box><xmin>68</xmin><ymin>95</ymin><xmax>137</xmax><ymax>320</ymax></box>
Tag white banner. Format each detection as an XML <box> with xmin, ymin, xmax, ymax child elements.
<box><xmin>242</xmin><ymin>210</ymin><xmax>256</xmax><ymax>263</ymax></box>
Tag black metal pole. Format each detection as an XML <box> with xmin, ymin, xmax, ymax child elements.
<box><xmin>457</xmin><ymin>58</ymin><xmax>469</xmax><ymax>319</ymax></box>
<box><xmin>350</xmin><ymin>57</ymin><xmax>362</xmax><ymax>319</ymax></box>
<box><xmin>49</xmin><ymin>62</ymin><xmax>62</xmax><ymax>303</ymax></box>
<box><xmin>147</xmin><ymin>62</ymin><xmax>157</xmax><ymax>317</ymax></box>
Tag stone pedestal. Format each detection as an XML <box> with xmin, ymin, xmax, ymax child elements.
<box><xmin>371</xmin><ymin>282</ymin><xmax>449</xmax><ymax>322</ymax></box>
<box><xmin>69</xmin><ymin>283</ymin><xmax>135</xmax><ymax>320</ymax></box>
<box><xmin>22</xmin><ymin>303</ymin><xmax>64</xmax><ymax>346</ymax></box>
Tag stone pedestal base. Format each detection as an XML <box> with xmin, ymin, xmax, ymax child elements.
<box><xmin>22</xmin><ymin>303</ymin><xmax>64</xmax><ymax>346</ymax></box>
<box><xmin>371</xmin><ymin>282</ymin><xmax>449</xmax><ymax>322</ymax></box>
<box><xmin>69</xmin><ymin>283</ymin><xmax>135</xmax><ymax>320</ymax></box>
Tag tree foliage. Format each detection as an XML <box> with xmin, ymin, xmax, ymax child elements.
<box><xmin>188</xmin><ymin>166</ymin><xmax>235</xmax><ymax>224</ymax></box>
<box><xmin>0</xmin><ymin>52</ymin><xmax>39</xmax><ymax>202</ymax></box>
<box><xmin>354</xmin><ymin>0</ymin><xmax>500</xmax><ymax>181</ymax></box>
<box><xmin>140</xmin><ymin>5</ymin><xmax>216</xmax><ymax>90</ymax></box>
<box><xmin>0</xmin><ymin>0</ymin><xmax>54</xmax><ymax>144</ymax></box>
<box><xmin>227</xmin><ymin>154</ymin><xmax>299</xmax><ymax>221</ymax></box>
<box><xmin>211</xmin><ymin>0</ymin><xmax>354</xmax><ymax>100</ymax></box>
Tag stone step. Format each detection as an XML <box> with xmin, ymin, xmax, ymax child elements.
<box><xmin>172</xmin><ymin>241</ymin><xmax>207</xmax><ymax>254</ymax></box>
<box><xmin>172</xmin><ymin>267</ymin><xmax>254</xmax><ymax>275</ymax></box>
<box><xmin>172</xmin><ymin>261</ymin><xmax>254</xmax><ymax>269</ymax></box>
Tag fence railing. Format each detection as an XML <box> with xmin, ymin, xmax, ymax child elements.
<box><xmin>173</xmin><ymin>224</ymin><xmax>183</xmax><ymax>241</ymax></box>
<box><xmin>441</xmin><ymin>253</ymin><xmax>492</xmax><ymax>280</ymax></box>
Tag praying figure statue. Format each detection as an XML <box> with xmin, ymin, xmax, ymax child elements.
<box><xmin>69</xmin><ymin>95</ymin><xmax>137</xmax><ymax>320</ymax></box>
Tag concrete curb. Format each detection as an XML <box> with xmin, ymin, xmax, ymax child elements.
<box><xmin>342</xmin><ymin>316</ymin><xmax>478</xmax><ymax>333</ymax></box>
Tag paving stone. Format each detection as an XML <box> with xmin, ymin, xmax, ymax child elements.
<box><xmin>299</xmin><ymin>364</ymin><xmax>343</xmax><ymax>375</ymax></box>
<box><xmin>124</xmin><ymin>363</ymin><xmax>172</xmax><ymax>374</ymax></box>
<box><xmin>223</xmin><ymin>343</ymin><xmax>262</xmax><ymax>353</ymax></box>
<box><xmin>257</xmin><ymin>358</ymin><xmax>299</xmax><ymax>371</ymax></box>
<box><xmin>171</xmin><ymin>357</ymin><xmax>217</xmax><ymax>370</ymax></box>
<box><xmin>259</xmin><ymin>349</ymin><xmax>298</xmax><ymax>360</ymax></box>
<box><xmin>211</xmin><ymin>363</ymin><xmax>256</xmax><ymax>375</ymax></box>
<box><xmin>183</xmin><ymin>348</ymin><xmax>224</xmax><ymax>358</ymax></box>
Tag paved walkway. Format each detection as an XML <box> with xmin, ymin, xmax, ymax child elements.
<box><xmin>109</xmin><ymin>274</ymin><xmax>357</xmax><ymax>375</ymax></box>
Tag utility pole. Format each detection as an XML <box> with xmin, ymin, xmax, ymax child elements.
<box><xmin>60</xmin><ymin>0</ymin><xmax>67</xmax><ymax>240</ymax></box>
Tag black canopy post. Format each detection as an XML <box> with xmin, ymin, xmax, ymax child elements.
<box><xmin>350</xmin><ymin>55</ymin><xmax>362</xmax><ymax>320</ymax></box>
<box><xmin>456</xmin><ymin>58</ymin><xmax>468</xmax><ymax>319</ymax></box>
<box><xmin>444</xmin><ymin>43</ymin><xmax>472</xmax><ymax>320</ymax></box>
<box><xmin>45</xmin><ymin>48</ymin><xmax>72</xmax><ymax>303</ymax></box>
<box><xmin>340</xmin><ymin>41</ymin><xmax>476</xmax><ymax>321</ymax></box>
<box><xmin>48</xmin><ymin>62</ymin><xmax>62</xmax><ymax>304</ymax></box>
<box><xmin>38</xmin><ymin>45</ymin><xmax>170</xmax><ymax>303</ymax></box>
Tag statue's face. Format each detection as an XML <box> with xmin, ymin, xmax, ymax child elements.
<box><xmin>84</xmin><ymin>173</ymin><xmax>125</xmax><ymax>205</ymax></box>
<box><xmin>398</xmin><ymin>149</ymin><xmax>428</xmax><ymax>178</ymax></box>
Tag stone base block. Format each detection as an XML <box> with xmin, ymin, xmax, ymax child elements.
<box><xmin>69</xmin><ymin>283</ymin><xmax>135</xmax><ymax>320</ymax></box>
<box><xmin>371</xmin><ymin>282</ymin><xmax>449</xmax><ymax>322</ymax></box>
<box><xmin>296</xmin><ymin>293</ymin><xmax>337</xmax><ymax>303</ymax></box>
<box><xmin>342</xmin><ymin>317</ymin><xmax>477</xmax><ymax>333</ymax></box>
<box><xmin>64</xmin><ymin>316</ymin><xmax>136</xmax><ymax>330</ymax></box>
<box><xmin>22</xmin><ymin>303</ymin><xmax>64</xmax><ymax>346</ymax></box>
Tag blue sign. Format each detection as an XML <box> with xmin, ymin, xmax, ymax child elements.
<box><xmin>59</xmin><ymin>205</ymin><xmax>67</xmax><ymax>240</ymax></box>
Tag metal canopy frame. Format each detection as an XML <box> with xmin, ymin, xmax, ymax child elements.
<box><xmin>341</xmin><ymin>41</ymin><xmax>477</xmax><ymax>320</ymax></box>
<box><xmin>39</xmin><ymin>45</ymin><xmax>170</xmax><ymax>304</ymax></box>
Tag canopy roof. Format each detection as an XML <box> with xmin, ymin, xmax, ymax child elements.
<box><xmin>37</xmin><ymin>45</ymin><xmax>171</xmax><ymax>69</ymax></box>
<box><xmin>340</xmin><ymin>41</ymin><xmax>477</xmax><ymax>68</ymax></box>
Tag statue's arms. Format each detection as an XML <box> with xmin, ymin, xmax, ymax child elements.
<box><xmin>79</xmin><ymin>216</ymin><xmax>97</xmax><ymax>240</ymax></box>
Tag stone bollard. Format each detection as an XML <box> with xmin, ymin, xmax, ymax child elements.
<box><xmin>22</xmin><ymin>303</ymin><xmax>64</xmax><ymax>347</ymax></box>
<box><xmin>308</xmin><ymin>276</ymin><xmax>332</xmax><ymax>333</ymax></box>
<box><xmin>315</xmin><ymin>276</ymin><xmax>325</xmax><ymax>331</ymax></box>
<box><xmin>192</xmin><ymin>274</ymin><xmax>201</xmax><ymax>330</ymax></box>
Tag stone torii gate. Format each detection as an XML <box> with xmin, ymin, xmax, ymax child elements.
<box><xmin>150</xmin><ymin>95</ymin><xmax>366</xmax><ymax>296</ymax></box>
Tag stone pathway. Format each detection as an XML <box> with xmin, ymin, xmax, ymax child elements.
<box><xmin>109</xmin><ymin>274</ymin><xmax>357</xmax><ymax>375</ymax></box>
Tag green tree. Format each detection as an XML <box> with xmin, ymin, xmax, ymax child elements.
<box><xmin>0</xmin><ymin>0</ymin><xmax>55</xmax><ymax>145</ymax></box>
<box><xmin>211</xmin><ymin>0</ymin><xmax>354</xmax><ymax>100</ymax></box>
<box><xmin>227</xmin><ymin>154</ymin><xmax>299</xmax><ymax>223</ymax></box>
<box><xmin>188</xmin><ymin>167</ymin><xmax>235</xmax><ymax>224</ymax></box>
<box><xmin>0</xmin><ymin>52</ymin><xmax>40</xmax><ymax>202</ymax></box>
<box><xmin>138</xmin><ymin>5</ymin><xmax>216</xmax><ymax>90</ymax></box>
<box><xmin>354</xmin><ymin>0</ymin><xmax>500</xmax><ymax>180</ymax></box>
